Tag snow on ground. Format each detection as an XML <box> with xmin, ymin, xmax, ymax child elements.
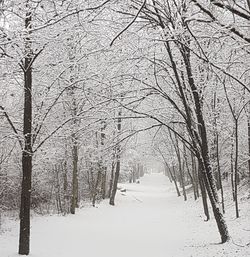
<box><xmin>0</xmin><ymin>173</ymin><xmax>250</xmax><ymax>257</ymax></box>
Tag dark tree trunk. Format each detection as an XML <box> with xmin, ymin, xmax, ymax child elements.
<box><xmin>62</xmin><ymin>161</ymin><xmax>69</xmax><ymax>214</ymax></box>
<box><xmin>168</xmin><ymin>130</ymin><xmax>186</xmax><ymax>200</ymax></box>
<box><xmin>184</xmin><ymin>143</ymin><xmax>197</xmax><ymax>200</ymax></box>
<box><xmin>70</xmin><ymin>141</ymin><xmax>78</xmax><ymax>214</ymax></box>
<box><xmin>55</xmin><ymin>165</ymin><xmax>62</xmax><ymax>213</ymax></box>
<box><xmin>19</xmin><ymin>10</ymin><xmax>33</xmax><ymax>255</ymax></box>
<box><xmin>92</xmin><ymin>168</ymin><xmax>101</xmax><ymax>207</ymax></box>
<box><xmin>191</xmin><ymin>154</ymin><xmax>199</xmax><ymax>198</ymax></box>
<box><xmin>171</xmin><ymin>166</ymin><xmax>181</xmax><ymax>197</ymax></box>
<box><xmin>164</xmin><ymin>163</ymin><xmax>172</xmax><ymax>182</ymax></box>
<box><xmin>148</xmin><ymin>1</ymin><xmax>229</xmax><ymax>243</ymax></box>
<box><xmin>108</xmin><ymin>160</ymin><xmax>115</xmax><ymax>198</ymax></box>
<box><xmin>109</xmin><ymin>156</ymin><xmax>120</xmax><ymax>206</ymax></box>
<box><xmin>230</xmin><ymin>139</ymin><xmax>235</xmax><ymax>201</ymax></box>
<box><xmin>101</xmin><ymin>169</ymin><xmax>107</xmax><ymax>199</ymax></box>
<box><xmin>158</xmin><ymin>147</ymin><xmax>181</xmax><ymax>197</ymax></box>
<box><xmin>181</xmin><ymin>41</ymin><xmax>229</xmax><ymax>242</ymax></box>
<box><xmin>234</xmin><ymin>122</ymin><xmax>239</xmax><ymax>218</ymax></box>
<box><xmin>212</xmin><ymin>94</ymin><xmax>225</xmax><ymax>213</ymax></box>
<box><xmin>175</xmin><ymin>137</ymin><xmax>187</xmax><ymax>201</ymax></box>
<box><xmin>100</xmin><ymin>121</ymin><xmax>107</xmax><ymax>199</ymax></box>
<box><xmin>216</xmin><ymin>134</ymin><xmax>225</xmax><ymax>214</ymax></box>
<box><xmin>198</xmin><ymin>165</ymin><xmax>209</xmax><ymax>221</ymax></box>
<box><xmin>109</xmin><ymin>111</ymin><xmax>122</xmax><ymax>206</ymax></box>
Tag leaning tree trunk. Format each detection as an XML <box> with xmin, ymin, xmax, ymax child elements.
<box><xmin>175</xmin><ymin>136</ymin><xmax>187</xmax><ymax>201</ymax></box>
<box><xmin>158</xmin><ymin>146</ymin><xmax>181</xmax><ymax>197</ymax></box>
<box><xmin>191</xmin><ymin>153</ymin><xmax>199</xmax><ymax>198</ymax></box>
<box><xmin>171</xmin><ymin>166</ymin><xmax>181</xmax><ymax>197</ymax></box>
<box><xmin>216</xmin><ymin>133</ymin><xmax>225</xmax><ymax>214</ymax></box>
<box><xmin>19</xmin><ymin>8</ymin><xmax>33</xmax><ymax>255</ymax></box>
<box><xmin>198</xmin><ymin>164</ymin><xmax>209</xmax><ymax>221</ymax></box>
<box><xmin>109</xmin><ymin>110</ymin><xmax>122</xmax><ymax>206</ymax></box>
<box><xmin>183</xmin><ymin>143</ymin><xmax>197</xmax><ymax>200</ymax></box>
<box><xmin>109</xmin><ymin>155</ymin><xmax>120</xmax><ymax>206</ymax></box>
<box><xmin>145</xmin><ymin>2</ymin><xmax>229</xmax><ymax>243</ymax></box>
<box><xmin>181</xmin><ymin>40</ymin><xmax>229</xmax><ymax>243</ymax></box>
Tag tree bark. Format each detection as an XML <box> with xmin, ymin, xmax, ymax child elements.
<box><xmin>171</xmin><ymin>166</ymin><xmax>181</xmax><ymax>197</ymax></box>
<box><xmin>191</xmin><ymin>153</ymin><xmax>199</xmax><ymax>198</ymax></box>
<box><xmin>175</xmin><ymin>134</ymin><xmax>187</xmax><ymax>201</ymax></box>
<box><xmin>92</xmin><ymin>168</ymin><xmax>101</xmax><ymax>207</ymax></box>
<box><xmin>19</xmin><ymin>8</ymin><xmax>33</xmax><ymax>255</ymax></box>
<box><xmin>234</xmin><ymin>121</ymin><xmax>239</xmax><ymax>218</ymax></box>
<box><xmin>101</xmin><ymin>168</ymin><xmax>107</xmax><ymax>199</ymax></box>
<box><xmin>62</xmin><ymin>161</ymin><xmax>68</xmax><ymax>214</ymax></box>
<box><xmin>230</xmin><ymin>136</ymin><xmax>235</xmax><ymax>201</ymax></box>
<box><xmin>181</xmin><ymin>41</ymin><xmax>229</xmax><ymax>242</ymax></box>
<box><xmin>70</xmin><ymin>141</ymin><xmax>78</xmax><ymax>214</ymax></box>
<box><xmin>198</xmin><ymin>164</ymin><xmax>209</xmax><ymax>221</ymax></box>
<box><xmin>109</xmin><ymin>110</ymin><xmax>122</xmax><ymax>206</ymax></box>
<box><xmin>109</xmin><ymin>155</ymin><xmax>120</xmax><ymax>206</ymax></box>
<box><xmin>108</xmin><ymin>159</ymin><xmax>115</xmax><ymax>198</ymax></box>
<box><xmin>216</xmin><ymin>134</ymin><xmax>225</xmax><ymax>214</ymax></box>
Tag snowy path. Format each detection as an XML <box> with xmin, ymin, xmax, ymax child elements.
<box><xmin>1</xmin><ymin>173</ymin><xmax>250</xmax><ymax>257</ymax></box>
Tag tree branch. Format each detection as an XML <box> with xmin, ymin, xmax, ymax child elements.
<box><xmin>110</xmin><ymin>0</ymin><xmax>146</xmax><ymax>46</ymax></box>
<box><xmin>0</xmin><ymin>106</ymin><xmax>23</xmax><ymax>149</ymax></box>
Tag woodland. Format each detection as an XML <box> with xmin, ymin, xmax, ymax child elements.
<box><xmin>0</xmin><ymin>0</ymin><xmax>250</xmax><ymax>256</ymax></box>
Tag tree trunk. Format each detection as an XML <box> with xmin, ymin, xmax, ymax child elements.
<box><xmin>198</xmin><ymin>165</ymin><xmax>209</xmax><ymax>221</ymax></box>
<box><xmin>70</xmin><ymin>142</ymin><xmax>78</xmax><ymax>214</ymax></box>
<box><xmin>216</xmin><ymin>134</ymin><xmax>225</xmax><ymax>214</ymax></box>
<box><xmin>230</xmin><ymin>135</ymin><xmax>235</xmax><ymax>201</ymax></box>
<box><xmin>234</xmin><ymin>122</ymin><xmax>239</xmax><ymax>218</ymax></box>
<box><xmin>184</xmin><ymin>143</ymin><xmax>197</xmax><ymax>200</ymax></box>
<box><xmin>109</xmin><ymin>155</ymin><xmax>120</xmax><ymax>206</ymax></box>
<box><xmin>109</xmin><ymin>110</ymin><xmax>122</xmax><ymax>206</ymax></box>
<box><xmin>171</xmin><ymin>166</ymin><xmax>181</xmax><ymax>197</ymax></box>
<box><xmin>101</xmin><ymin>169</ymin><xmax>107</xmax><ymax>199</ymax></box>
<box><xmin>164</xmin><ymin>163</ymin><xmax>172</xmax><ymax>182</ymax></box>
<box><xmin>100</xmin><ymin>121</ymin><xmax>107</xmax><ymax>199</ymax></box>
<box><xmin>181</xmin><ymin>41</ymin><xmax>229</xmax><ymax>242</ymax></box>
<box><xmin>191</xmin><ymin>154</ymin><xmax>199</xmax><ymax>198</ymax></box>
<box><xmin>19</xmin><ymin>9</ymin><xmax>33</xmax><ymax>255</ymax></box>
<box><xmin>158</xmin><ymin>148</ymin><xmax>181</xmax><ymax>197</ymax></box>
<box><xmin>92</xmin><ymin>169</ymin><xmax>101</xmax><ymax>207</ymax></box>
<box><xmin>108</xmin><ymin>160</ymin><xmax>115</xmax><ymax>198</ymax></box>
<box><xmin>63</xmin><ymin>161</ymin><xmax>68</xmax><ymax>214</ymax></box>
<box><xmin>55</xmin><ymin>165</ymin><xmax>62</xmax><ymax>214</ymax></box>
<box><xmin>169</xmin><ymin>130</ymin><xmax>186</xmax><ymax>200</ymax></box>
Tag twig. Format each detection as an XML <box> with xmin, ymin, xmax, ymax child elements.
<box><xmin>110</xmin><ymin>0</ymin><xmax>146</xmax><ymax>46</ymax></box>
<box><xmin>0</xmin><ymin>105</ymin><xmax>23</xmax><ymax>149</ymax></box>
<box><xmin>86</xmin><ymin>0</ymin><xmax>113</xmax><ymax>11</ymax></box>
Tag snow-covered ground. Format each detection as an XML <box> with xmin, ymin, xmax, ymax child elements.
<box><xmin>0</xmin><ymin>173</ymin><xmax>250</xmax><ymax>257</ymax></box>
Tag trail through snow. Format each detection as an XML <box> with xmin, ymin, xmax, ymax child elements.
<box><xmin>1</xmin><ymin>173</ymin><xmax>250</xmax><ymax>257</ymax></box>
